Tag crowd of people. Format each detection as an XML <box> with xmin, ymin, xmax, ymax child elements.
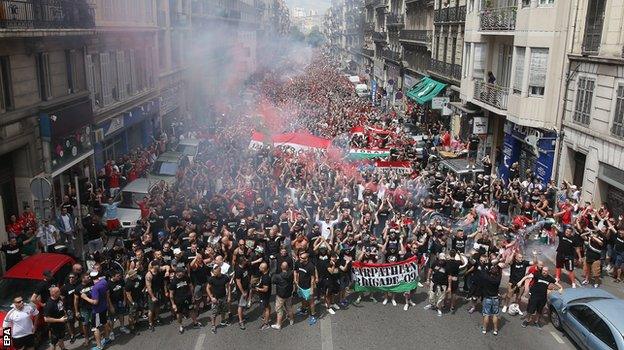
<box><xmin>3</xmin><ymin>48</ymin><xmax>624</xmax><ymax>350</ymax></box>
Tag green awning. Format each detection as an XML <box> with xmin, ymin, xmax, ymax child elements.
<box><xmin>406</xmin><ymin>77</ymin><xmax>447</xmax><ymax>105</ymax></box>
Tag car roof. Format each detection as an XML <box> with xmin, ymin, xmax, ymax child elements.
<box><xmin>178</xmin><ymin>139</ymin><xmax>200</xmax><ymax>147</ymax></box>
<box><xmin>440</xmin><ymin>158</ymin><xmax>484</xmax><ymax>174</ymax></box>
<box><xmin>156</xmin><ymin>152</ymin><xmax>182</xmax><ymax>161</ymax></box>
<box><xmin>589</xmin><ymin>299</ymin><xmax>624</xmax><ymax>332</ymax></box>
<box><xmin>121</xmin><ymin>178</ymin><xmax>153</xmax><ymax>194</ymax></box>
<box><xmin>3</xmin><ymin>253</ymin><xmax>74</xmax><ymax>280</ymax></box>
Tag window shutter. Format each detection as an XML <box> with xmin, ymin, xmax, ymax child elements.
<box><xmin>116</xmin><ymin>50</ymin><xmax>126</xmax><ymax>100</ymax></box>
<box><xmin>513</xmin><ymin>47</ymin><xmax>525</xmax><ymax>92</ymax></box>
<box><xmin>529</xmin><ymin>48</ymin><xmax>548</xmax><ymax>88</ymax></box>
<box><xmin>85</xmin><ymin>54</ymin><xmax>95</xmax><ymax>108</ymax></box>
<box><xmin>473</xmin><ymin>43</ymin><xmax>485</xmax><ymax>79</ymax></box>
<box><xmin>100</xmin><ymin>52</ymin><xmax>112</xmax><ymax>105</ymax></box>
<box><xmin>130</xmin><ymin>49</ymin><xmax>137</xmax><ymax>93</ymax></box>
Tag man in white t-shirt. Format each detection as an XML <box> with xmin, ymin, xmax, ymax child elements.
<box><xmin>2</xmin><ymin>296</ymin><xmax>39</xmax><ymax>350</ymax></box>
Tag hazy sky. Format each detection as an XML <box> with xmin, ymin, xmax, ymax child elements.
<box><xmin>285</xmin><ymin>0</ymin><xmax>332</xmax><ymax>14</ymax></box>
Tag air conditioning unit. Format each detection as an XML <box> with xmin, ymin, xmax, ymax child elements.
<box><xmin>94</xmin><ymin>128</ymin><xmax>104</xmax><ymax>143</ymax></box>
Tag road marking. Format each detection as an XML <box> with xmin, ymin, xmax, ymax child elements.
<box><xmin>320</xmin><ymin>317</ymin><xmax>334</xmax><ymax>350</ymax></box>
<box><xmin>550</xmin><ymin>331</ymin><xmax>565</xmax><ymax>344</ymax></box>
<box><xmin>194</xmin><ymin>333</ymin><xmax>206</xmax><ymax>350</ymax></box>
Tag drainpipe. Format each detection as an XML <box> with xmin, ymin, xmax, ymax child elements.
<box><xmin>553</xmin><ymin>0</ymin><xmax>581</xmax><ymax>185</ymax></box>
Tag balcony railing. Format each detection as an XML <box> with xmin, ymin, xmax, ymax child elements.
<box><xmin>399</xmin><ymin>29</ymin><xmax>431</xmax><ymax>45</ymax></box>
<box><xmin>362</xmin><ymin>48</ymin><xmax>375</xmax><ymax>57</ymax></box>
<box><xmin>434</xmin><ymin>5</ymin><xmax>466</xmax><ymax>23</ymax></box>
<box><xmin>382</xmin><ymin>48</ymin><xmax>401</xmax><ymax>62</ymax></box>
<box><xmin>386</xmin><ymin>12</ymin><xmax>404</xmax><ymax>27</ymax></box>
<box><xmin>429</xmin><ymin>59</ymin><xmax>462</xmax><ymax>81</ymax></box>
<box><xmin>0</xmin><ymin>0</ymin><xmax>94</xmax><ymax>29</ymax></box>
<box><xmin>480</xmin><ymin>7</ymin><xmax>516</xmax><ymax>31</ymax></box>
<box><xmin>373</xmin><ymin>31</ymin><xmax>387</xmax><ymax>42</ymax></box>
<box><xmin>474</xmin><ymin>80</ymin><xmax>509</xmax><ymax>110</ymax></box>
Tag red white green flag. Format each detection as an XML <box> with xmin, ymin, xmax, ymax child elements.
<box><xmin>352</xmin><ymin>256</ymin><xmax>419</xmax><ymax>293</ymax></box>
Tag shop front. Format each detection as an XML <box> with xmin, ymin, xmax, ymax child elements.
<box><xmin>598</xmin><ymin>163</ymin><xmax>624</xmax><ymax>219</ymax></box>
<box><xmin>94</xmin><ymin>99</ymin><xmax>160</xmax><ymax>170</ymax></box>
<box><xmin>405</xmin><ymin>77</ymin><xmax>447</xmax><ymax>125</ymax></box>
<box><xmin>39</xmin><ymin>96</ymin><xmax>95</xmax><ymax>207</ymax></box>
<box><xmin>498</xmin><ymin>121</ymin><xmax>557</xmax><ymax>184</ymax></box>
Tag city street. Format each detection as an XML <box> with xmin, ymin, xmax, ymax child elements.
<box><xmin>82</xmin><ymin>296</ymin><xmax>575</xmax><ymax>350</ymax></box>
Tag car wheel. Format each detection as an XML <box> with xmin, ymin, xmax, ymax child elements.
<box><xmin>550</xmin><ymin>306</ymin><xmax>563</xmax><ymax>331</ymax></box>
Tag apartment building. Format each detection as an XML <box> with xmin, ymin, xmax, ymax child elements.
<box><xmin>558</xmin><ymin>0</ymin><xmax>624</xmax><ymax>217</ymax></box>
<box><xmin>325</xmin><ymin>0</ymin><xmax>365</xmax><ymax>74</ymax></box>
<box><xmin>0</xmin><ymin>0</ymin><xmax>96</xmax><ymax>237</ymax></box>
<box><xmin>460</xmin><ymin>0</ymin><xmax>573</xmax><ymax>184</ymax></box>
<box><xmin>87</xmin><ymin>0</ymin><xmax>160</xmax><ymax>170</ymax></box>
<box><xmin>400</xmin><ymin>0</ymin><xmax>433</xmax><ymax>90</ymax></box>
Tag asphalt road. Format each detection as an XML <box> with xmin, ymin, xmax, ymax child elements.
<box><xmin>59</xmin><ymin>290</ymin><xmax>577</xmax><ymax>350</ymax></box>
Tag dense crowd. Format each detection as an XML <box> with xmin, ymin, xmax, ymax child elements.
<box><xmin>2</xmin><ymin>49</ymin><xmax>624</xmax><ymax>350</ymax></box>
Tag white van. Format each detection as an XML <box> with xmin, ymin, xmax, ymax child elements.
<box><xmin>176</xmin><ymin>138</ymin><xmax>201</xmax><ymax>163</ymax></box>
<box><xmin>148</xmin><ymin>152</ymin><xmax>182</xmax><ymax>186</ymax></box>
<box><xmin>355</xmin><ymin>83</ymin><xmax>370</xmax><ymax>98</ymax></box>
<box><xmin>114</xmin><ymin>178</ymin><xmax>154</xmax><ymax>228</ymax></box>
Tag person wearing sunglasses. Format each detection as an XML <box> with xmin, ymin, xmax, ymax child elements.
<box><xmin>2</xmin><ymin>296</ymin><xmax>39</xmax><ymax>350</ymax></box>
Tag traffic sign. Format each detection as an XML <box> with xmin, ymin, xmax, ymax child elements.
<box><xmin>30</xmin><ymin>177</ymin><xmax>52</xmax><ymax>200</ymax></box>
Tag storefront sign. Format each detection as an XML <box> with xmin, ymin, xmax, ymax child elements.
<box><xmin>473</xmin><ymin>116</ymin><xmax>489</xmax><ymax>134</ymax></box>
<box><xmin>105</xmin><ymin>116</ymin><xmax>124</xmax><ymax>136</ymax></box>
<box><xmin>371</xmin><ymin>80</ymin><xmax>377</xmax><ymax>105</ymax></box>
<box><xmin>431</xmin><ymin>97</ymin><xmax>450</xmax><ymax>110</ymax></box>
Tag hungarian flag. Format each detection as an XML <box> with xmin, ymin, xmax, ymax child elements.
<box><xmin>249</xmin><ymin>131</ymin><xmax>331</xmax><ymax>150</ymax></box>
<box><xmin>375</xmin><ymin>160</ymin><xmax>412</xmax><ymax>174</ymax></box>
<box><xmin>348</xmin><ymin>148</ymin><xmax>391</xmax><ymax>159</ymax></box>
<box><xmin>352</xmin><ymin>256</ymin><xmax>419</xmax><ymax>293</ymax></box>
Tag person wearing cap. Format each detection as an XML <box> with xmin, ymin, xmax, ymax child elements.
<box><xmin>424</xmin><ymin>253</ymin><xmax>448</xmax><ymax>316</ymax></box>
<box><xmin>2</xmin><ymin>295</ymin><xmax>39</xmax><ymax>350</ymax></box>
<box><xmin>169</xmin><ymin>266</ymin><xmax>202</xmax><ymax>334</ymax></box>
<box><xmin>80</xmin><ymin>271</ymin><xmax>111</xmax><ymax>350</ymax></box>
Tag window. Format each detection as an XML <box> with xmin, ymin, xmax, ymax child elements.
<box><xmin>573</xmin><ymin>77</ymin><xmax>595</xmax><ymax>125</ymax></box>
<box><xmin>86</xmin><ymin>54</ymin><xmax>102</xmax><ymax>107</ymax></box>
<box><xmin>36</xmin><ymin>52</ymin><xmax>52</xmax><ymax>101</ymax></box>
<box><xmin>569</xmin><ymin>305</ymin><xmax>601</xmax><ymax>329</ymax></box>
<box><xmin>109</xmin><ymin>51</ymin><xmax>119</xmax><ymax>101</ymax></box>
<box><xmin>463</xmin><ymin>43</ymin><xmax>471</xmax><ymax>78</ymax></box>
<box><xmin>99</xmin><ymin>52</ymin><xmax>112</xmax><ymax>106</ymax></box>
<box><xmin>65</xmin><ymin>50</ymin><xmax>78</xmax><ymax>94</ymax></box>
<box><xmin>583</xmin><ymin>0</ymin><xmax>606</xmax><ymax>53</ymax></box>
<box><xmin>513</xmin><ymin>47</ymin><xmax>525</xmax><ymax>94</ymax></box>
<box><xmin>529</xmin><ymin>48</ymin><xmax>548</xmax><ymax>96</ymax></box>
<box><xmin>0</xmin><ymin>56</ymin><xmax>13</xmax><ymax>112</ymax></box>
<box><xmin>589</xmin><ymin>318</ymin><xmax>617</xmax><ymax>350</ymax></box>
<box><xmin>539</xmin><ymin>0</ymin><xmax>555</xmax><ymax>5</ymax></box>
<box><xmin>473</xmin><ymin>43</ymin><xmax>485</xmax><ymax>79</ymax></box>
<box><xmin>612</xmin><ymin>85</ymin><xmax>624</xmax><ymax>138</ymax></box>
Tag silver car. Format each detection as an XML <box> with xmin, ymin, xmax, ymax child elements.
<box><xmin>549</xmin><ymin>288</ymin><xmax>624</xmax><ymax>350</ymax></box>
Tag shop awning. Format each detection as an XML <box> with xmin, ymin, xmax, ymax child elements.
<box><xmin>406</xmin><ymin>77</ymin><xmax>447</xmax><ymax>105</ymax></box>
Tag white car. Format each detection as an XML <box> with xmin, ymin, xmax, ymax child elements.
<box><xmin>114</xmin><ymin>178</ymin><xmax>155</xmax><ymax>228</ymax></box>
<box><xmin>148</xmin><ymin>152</ymin><xmax>182</xmax><ymax>186</ymax></box>
<box><xmin>176</xmin><ymin>138</ymin><xmax>201</xmax><ymax>164</ymax></box>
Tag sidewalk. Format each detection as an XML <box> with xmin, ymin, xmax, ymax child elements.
<box><xmin>525</xmin><ymin>240</ymin><xmax>624</xmax><ymax>300</ymax></box>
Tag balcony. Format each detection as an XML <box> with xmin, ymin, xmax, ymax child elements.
<box><xmin>434</xmin><ymin>5</ymin><xmax>466</xmax><ymax>24</ymax></box>
<box><xmin>386</xmin><ymin>12</ymin><xmax>404</xmax><ymax>27</ymax></box>
<box><xmin>372</xmin><ymin>31</ymin><xmax>387</xmax><ymax>42</ymax></box>
<box><xmin>382</xmin><ymin>48</ymin><xmax>401</xmax><ymax>63</ymax></box>
<box><xmin>479</xmin><ymin>7</ymin><xmax>516</xmax><ymax>31</ymax></box>
<box><xmin>429</xmin><ymin>59</ymin><xmax>462</xmax><ymax>82</ymax></box>
<box><xmin>399</xmin><ymin>29</ymin><xmax>431</xmax><ymax>45</ymax></box>
<box><xmin>0</xmin><ymin>0</ymin><xmax>94</xmax><ymax>29</ymax></box>
<box><xmin>474</xmin><ymin>80</ymin><xmax>509</xmax><ymax>110</ymax></box>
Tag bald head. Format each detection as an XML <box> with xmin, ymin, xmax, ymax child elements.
<box><xmin>259</xmin><ymin>262</ymin><xmax>268</xmax><ymax>273</ymax></box>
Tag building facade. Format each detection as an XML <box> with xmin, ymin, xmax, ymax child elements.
<box><xmin>558</xmin><ymin>0</ymin><xmax>624</xmax><ymax>217</ymax></box>
<box><xmin>0</xmin><ymin>0</ymin><xmax>96</xmax><ymax>242</ymax></box>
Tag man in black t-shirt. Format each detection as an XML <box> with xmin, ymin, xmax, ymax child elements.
<box><xmin>124</xmin><ymin>269</ymin><xmax>144</xmax><ymax>333</ymax></box>
<box><xmin>294</xmin><ymin>252</ymin><xmax>317</xmax><ymax>325</ymax></box>
<box><xmin>445</xmin><ymin>250</ymin><xmax>461</xmax><ymax>312</ymax></box>
<box><xmin>517</xmin><ymin>266</ymin><xmax>562</xmax><ymax>328</ymax></box>
<box><xmin>60</xmin><ymin>273</ymin><xmax>79</xmax><ymax>343</ymax></box>
<box><xmin>271</xmin><ymin>261</ymin><xmax>294</xmax><ymax>329</ymax></box>
<box><xmin>255</xmin><ymin>262</ymin><xmax>272</xmax><ymax>330</ymax></box>
<box><xmin>169</xmin><ymin>267</ymin><xmax>201</xmax><ymax>334</ymax></box>
<box><xmin>207</xmin><ymin>266</ymin><xmax>230</xmax><ymax>334</ymax></box>
<box><xmin>31</xmin><ymin>270</ymin><xmax>55</xmax><ymax>306</ymax></box>
<box><xmin>555</xmin><ymin>227</ymin><xmax>582</xmax><ymax>288</ymax></box>
<box><xmin>582</xmin><ymin>230</ymin><xmax>605</xmax><ymax>288</ymax></box>
<box><xmin>613</xmin><ymin>229</ymin><xmax>624</xmax><ymax>282</ymax></box>
<box><xmin>43</xmin><ymin>287</ymin><xmax>67</xmax><ymax>349</ymax></box>
<box><xmin>0</xmin><ymin>237</ymin><xmax>23</xmax><ymax>270</ymax></box>
<box><xmin>467</xmin><ymin>134</ymin><xmax>480</xmax><ymax>169</ymax></box>
<box><xmin>502</xmin><ymin>252</ymin><xmax>534</xmax><ymax>314</ymax></box>
<box><xmin>233</xmin><ymin>256</ymin><xmax>251</xmax><ymax>330</ymax></box>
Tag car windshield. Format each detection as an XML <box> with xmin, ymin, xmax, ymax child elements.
<box><xmin>116</xmin><ymin>191</ymin><xmax>145</xmax><ymax>209</ymax></box>
<box><xmin>176</xmin><ymin>145</ymin><xmax>197</xmax><ymax>156</ymax></box>
<box><xmin>152</xmin><ymin>161</ymin><xmax>178</xmax><ymax>176</ymax></box>
<box><xmin>0</xmin><ymin>278</ymin><xmax>40</xmax><ymax>311</ymax></box>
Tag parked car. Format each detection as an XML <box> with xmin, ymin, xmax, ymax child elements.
<box><xmin>355</xmin><ymin>84</ymin><xmax>370</xmax><ymax>98</ymax></box>
<box><xmin>148</xmin><ymin>151</ymin><xmax>182</xmax><ymax>186</ymax></box>
<box><xmin>175</xmin><ymin>138</ymin><xmax>201</xmax><ymax>164</ymax></box>
<box><xmin>0</xmin><ymin>253</ymin><xmax>75</xmax><ymax>340</ymax></box>
<box><xmin>113</xmin><ymin>178</ymin><xmax>155</xmax><ymax>229</ymax></box>
<box><xmin>438</xmin><ymin>158</ymin><xmax>484</xmax><ymax>182</ymax></box>
<box><xmin>549</xmin><ymin>288</ymin><xmax>624</xmax><ymax>350</ymax></box>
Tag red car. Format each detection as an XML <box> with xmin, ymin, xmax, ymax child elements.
<box><xmin>0</xmin><ymin>253</ymin><xmax>75</xmax><ymax>348</ymax></box>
